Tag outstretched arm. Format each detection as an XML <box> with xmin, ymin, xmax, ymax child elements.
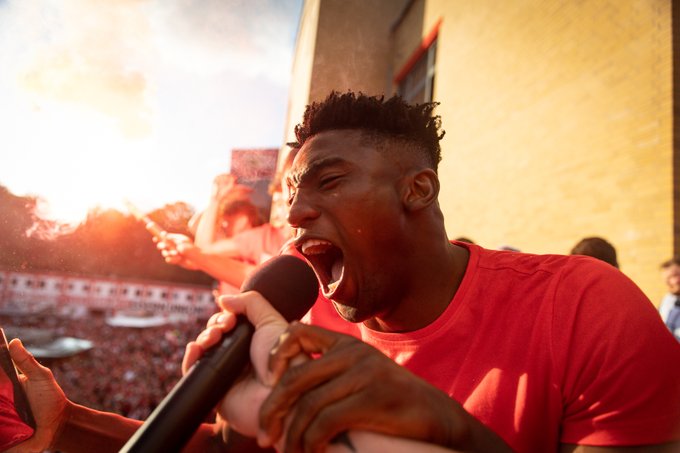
<box><xmin>181</xmin><ymin>248</ymin><xmax>255</xmax><ymax>289</ymax></box>
<box><xmin>156</xmin><ymin>232</ymin><xmax>255</xmax><ymax>288</ymax></box>
<box><xmin>6</xmin><ymin>340</ymin><xmax>226</xmax><ymax>453</ymax></box>
<box><xmin>560</xmin><ymin>443</ymin><xmax>680</xmax><ymax>452</ymax></box>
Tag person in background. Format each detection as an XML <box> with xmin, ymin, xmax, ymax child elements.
<box><xmin>192</xmin><ymin>174</ymin><xmax>262</xmax><ymax>243</ymax></box>
<box><xmin>659</xmin><ymin>256</ymin><xmax>680</xmax><ymax>341</ymax></box>
<box><xmin>569</xmin><ymin>236</ymin><xmax>619</xmax><ymax>268</ymax></box>
<box><xmin>497</xmin><ymin>244</ymin><xmax>520</xmax><ymax>252</ymax></box>
<box><xmin>154</xmin><ymin>149</ymin><xmax>354</xmax><ymax>341</ymax></box>
<box><xmin>157</xmin><ymin>152</ymin><xmax>298</xmax><ymax>292</ymax></box>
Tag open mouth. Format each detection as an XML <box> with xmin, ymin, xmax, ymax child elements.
<box><xmin>299</xmin><ymin>239</ymin><xmax>344</xmax><ymax>295</ymax></box>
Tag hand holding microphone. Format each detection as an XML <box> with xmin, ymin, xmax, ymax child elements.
<box><xmin>183</xmin><ymin>288</ymin><xmax>301</xmax><ymax>441</ymax></box>
<box><xmin>189</xmin><ymin>292</ymin><xmax>463</xmax><ymax>453</ymax></box>
<box><xmin>119</xmin><ymin>255</ymin><xmax>319</xmax><ymax>453</ymax></box>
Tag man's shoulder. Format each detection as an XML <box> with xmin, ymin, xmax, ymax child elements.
<box><xmin>474</xmin><ymin>245</ymin><xmax>605</xmax><ymax>278</ymax></box>
<box><xmin>469</xmin><ymin>245</ymin><xmax>633</xmax><ymax>303</ymax></box>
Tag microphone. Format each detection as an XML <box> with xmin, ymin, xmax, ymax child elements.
<box><xmin>120</xmin><ymin>254</ymin><xmax>319</xmax><ymax>453</ymax></box>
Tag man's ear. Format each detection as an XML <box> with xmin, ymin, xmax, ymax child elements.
<box><xmin>402</xmin><ymin>168</ymin><xmax>439</xmax><ymax>212</ymax></box>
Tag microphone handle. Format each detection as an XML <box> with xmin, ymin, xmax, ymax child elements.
<box><xmin>119</xmin><ymin>319</ymin><xmax>254</xmax><ymax>453</ymax></box>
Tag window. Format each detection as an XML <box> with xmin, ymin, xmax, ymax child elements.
<box><xmin>397</xmin><ymin>38</ymin><xmax>437</xmax><ymax>104</ymax></box>
<box><xmin>393</xmin><ymin>19</ymin><xmax>441</xmax><ymax>105</ymax></box>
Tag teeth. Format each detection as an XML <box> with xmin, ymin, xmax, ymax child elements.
<box><xmin>301</xmin><ymin>239</ymin><xmax>333</xmax><ymax>255</ymax></box>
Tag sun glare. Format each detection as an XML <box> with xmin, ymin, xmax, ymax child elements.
<box><xmin>16</xmin><ymin>99</ymin><xmax>158</xmax><ymax>225</ymax></box>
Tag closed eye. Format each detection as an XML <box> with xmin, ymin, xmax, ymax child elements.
<box><xmin>319</xmin><ymin>174</ymin><xmax>343</xmax><ymax>190</ymax></box>
<box><xmin>286</xmin><ymin>185</ymin><xmax>297</xmax><ymax>206</ymax></box>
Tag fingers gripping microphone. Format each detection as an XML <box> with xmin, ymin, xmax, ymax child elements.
<box><xmin>120</xmin><ymin>255</ymin><xmax>319</xmax><ymax>453</ymax></box>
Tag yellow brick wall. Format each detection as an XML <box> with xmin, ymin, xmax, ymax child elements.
<box><xmin>409</xmin><ymin>0</ymin><xmax>675</xmax><ymax>304</ymax></box>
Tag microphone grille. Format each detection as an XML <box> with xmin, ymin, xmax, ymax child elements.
<box><xmin>240</xmin><ymin>254</ymin><xmax>319</xmax><ymax>321</ymax></box>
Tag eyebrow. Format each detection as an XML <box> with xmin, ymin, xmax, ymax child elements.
<box><xmin>287</xmin><ymin>156</ymin><xmax>350</xmax><ymax>187</ymax></box>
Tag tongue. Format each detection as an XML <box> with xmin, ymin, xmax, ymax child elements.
<box><xmin>331</xmin><ymin>259</ymin><xmax>343</xmax><ymax>283</ymax></box>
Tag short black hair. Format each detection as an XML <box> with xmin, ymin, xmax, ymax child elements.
<box><xmin>290</xmin><ymin>91</ymin><xmax>445</xmax><ymax>171</ymax></box>
<box><xmin>570</xmin><ymin>236</ymin><xmax>619</xmax><ymax>268</ymax></box>
<box><xmin>661</xmin><ymin>256</ymin><xmax>680</xmax><ymax>269</ymax></box>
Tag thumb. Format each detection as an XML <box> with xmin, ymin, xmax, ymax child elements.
<box><xmin>8</xmin><ymin>339</ymin><xmax>49</xmax><ymax>380</ymax></box>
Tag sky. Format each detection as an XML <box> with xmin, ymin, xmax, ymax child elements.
<box><xmin>0</xmin><ymin>0</ymin><xmax>302</xmax><ymax>224</ymax></box>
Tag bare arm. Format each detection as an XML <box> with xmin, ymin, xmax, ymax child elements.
<box><xmin>193</xmin><ymin>175</ymin><xmax>230</xmax><ymax>247</ymax></box>
<box><xmin>51</xmin><ymin>401</ymin><xmax>143</xmax><ymax>453</ymax></box>
<box><xmin>560</xmin><ymin>442</ymin><xmax>680</xmax><ymax>453</ymax></box>
<box><xmin>182</xmin><ymin>247</ymin><xmax>255</xmax><ymax>289</ymax></box>
<box><xmin>6</xmin><ymin>339</ymin><xmax>228</xmax><ymax>453</ymax></box>
<box><xmin>156</xmin><ymin>233</ymin><xmax>254</xmax><ymax>288</ymax></box>
<box><xmin>197</xmin><ymin>237</ymin><xmax>249</xmax><ymax>258</ymax></box>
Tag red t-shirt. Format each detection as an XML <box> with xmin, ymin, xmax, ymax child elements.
<box><xmin>231</xmin><ymin>224</ymin><xmax>291</xmax><ymax>266</ymax></box>
<box><xmin>304</xmin><ymin>242</ymin><xmax>680</xmax><ymax>452</ymax></box>
<box><xmin>0</xmin><ymin>379</ymin><xmax>33</xmax><ymax>451</ymax></box>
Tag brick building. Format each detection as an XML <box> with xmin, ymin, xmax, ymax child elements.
<box><xmin>279</xmin><ymin>0</ymin><xmax>675</xmax><ymax>303</ymax></box>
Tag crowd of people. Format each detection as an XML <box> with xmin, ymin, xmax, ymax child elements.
<box><xmin>1</xmin><ymin>313</ymin><xmax>206</xmax><ymax>422</ymax></box>
<box><xmin>4</xmin><ymin>91</ymin><xmax>680</xmax><ymax>453</ymax></box>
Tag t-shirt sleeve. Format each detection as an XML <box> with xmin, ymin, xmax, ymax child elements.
<box><xmin>552</xmin><ymin>258</ymin><xmax>680</xmax><ymax>446</ymax></box>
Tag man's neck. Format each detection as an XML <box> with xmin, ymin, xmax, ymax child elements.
<box><xmin>363</xmin><ymin>242</ymin><xmax>469</xmax><ymax>333</ymax></box>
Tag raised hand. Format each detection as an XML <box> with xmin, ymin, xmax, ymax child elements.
<box><xmin>155</xmin><ymin>232</ymin><xmax>199</xmax><ymax>270</ymax></box>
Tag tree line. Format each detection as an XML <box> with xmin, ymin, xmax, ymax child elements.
<box><xmin>0</xmin><ymin>185</ymin><xmax>213</xmax><ymax>287</ymax></box>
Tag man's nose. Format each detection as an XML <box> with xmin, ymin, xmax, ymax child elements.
<box><xmin>287</xmin><ymin>191</ymin><xmax>320</xmax><ymax>228</ymax></box>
